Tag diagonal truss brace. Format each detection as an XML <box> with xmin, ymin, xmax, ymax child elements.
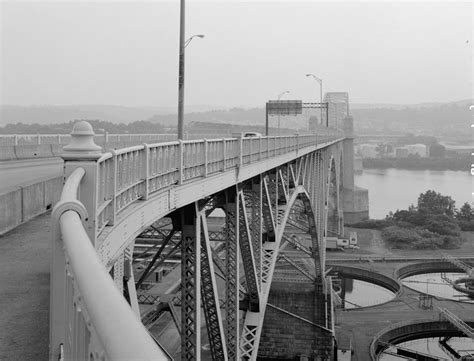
<box><xmin>200</xmin><ymin>212</ymin><xmax>228</xmax><ymax>360</ymax></box>
<box><xmin>238</xmin><ymin>190</ymin><xmax>261</xmax><ymax>312</ymax></box>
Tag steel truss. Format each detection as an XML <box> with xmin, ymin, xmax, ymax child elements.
<box><xmin>130</xmin><ymin>142</ymin><xmax>344</xmax><ymax>360</ymax></box>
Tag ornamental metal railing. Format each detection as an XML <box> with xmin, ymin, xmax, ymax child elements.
<box><xmin>50</xmin><ymin>121</ymin><xmax>344</xmax><ymax>360</ymax></box>
<box><xmin>94</xmin><ymin>129</ymin><xmax>343</xmax><ymax>239</ymax></box>
<box><xmin>51</xmin><ymin>167</ymin><xmax>169</xmax><ymax>360</ymax></box>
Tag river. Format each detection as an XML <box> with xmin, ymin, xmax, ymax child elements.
<box><xmin>354</xmin><ymin>168</ymin><xmax>473</xmax><ymax>219</ymax></box>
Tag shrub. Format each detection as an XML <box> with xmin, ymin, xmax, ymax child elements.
<box><xmin>382</xmin><ymin>226</ymin><xmax>423</xmax><ymax>247</ymax></box>
<box><xmin>441</xmin><ymin>235</ymin><xmax>463</xmax><ymax>249</ymax></box>
<box><xmin>381</xmin><ymin>226</ymin><xmax>463</xmax><ymax>250</ymax></box>
<box><xmin>347</xmin><ymin>219</ymin><xmax>391</xmax><ymax>229</ymax></box>
<box><xmin>424</xmin><ymin>216</ymin><xmax>460</xmax><ymax>236</ymax></box>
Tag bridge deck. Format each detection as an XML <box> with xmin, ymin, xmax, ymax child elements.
<box><xmin>0</xmin><ymin>212</ymin><xmax>50</xmax><ymax>361</ymax></box>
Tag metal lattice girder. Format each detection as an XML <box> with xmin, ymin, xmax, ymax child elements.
<box><xmin>243</xmin><ymin>181</ymin><xmax>262</xmax><ymax>288</ymax></box>
<box><xmin>277</xmin><ymin>169</ymin><xmax>288</xmax><ymax>204</ymax></box>
<box><xmin>296</xmin><ymin>157</ymin><xmax>303</xmax><ymax>185</ymax></box>
<box><xmin>199</xmin><ymin>213</ymin><xmax>228</xmax><ymax>360</ymax></box>
<box><xmin>262</xmin><ymin>177</ymin><xmax>276</xmax><ymax>242</ymax></box>
<box><xmin>238</xmin><ymin>190</ymin><xmax>261</xmax><ymax>312</ymax></box>
<box><xmin>181</xmin><ymin>203</ymin><xmax>201</xmax><ymax>360</ymax></box>
<box><xmin>288</xmin><ymin>163</ymin><xmax>297</xmax><ymax>189</ymax></box>
<box><xmin>224</xmin><ymin>191</ymin><xmax>239</xmax><ymax>361</ymax></box>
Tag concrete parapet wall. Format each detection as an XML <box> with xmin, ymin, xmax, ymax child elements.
<box><xmin>0</xmin><ymin>145</ymin><xmax>57</xmax><ymax>161</ymax></box>
<box><xmin>0</xmin><ymin>176</ymin><xmax>63</xmax><ymax>235</ymax></box>
<box><xmin>0</xmin><ymin>189</ymin><xmax>23</xmax><ymax>233</ymax></box>
<box><xmin>15</xmin><ymin>144</ymin><xmax>54</xmax><ymax>159</ymax></box>
<box><xmin>0</xmin><ymin>146</ymin><xmax>17</xmax><ymax>161</ymax></box>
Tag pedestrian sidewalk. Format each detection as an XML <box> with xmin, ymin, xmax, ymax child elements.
<box><xmin>0</xmin><ymin>212</ymin><xmax>50</xmax><ymax>361</ymax></box>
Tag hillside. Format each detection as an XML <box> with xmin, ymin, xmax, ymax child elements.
<box><xmin>1</xmin><ymin>100</ymin><xmax>471</xmax><ymax>142</ymax></box>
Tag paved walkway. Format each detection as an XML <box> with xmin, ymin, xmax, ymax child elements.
<box><xmin>0</xmin><ymin>212</ymin><xmax>50</xmax><ymax>361</ymax></box>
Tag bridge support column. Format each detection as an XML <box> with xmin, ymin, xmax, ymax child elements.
<box><xmin>224</xmin><ymin>189</ymin><xmax>240</xmax><ymax>360</ymax></box>
<box><xmin>341</xmin><ymin>116</ymin><xmax>369</xmax><ymax>223</ymax></box>
<box><xmin>181</xmin><ymin>203</ymin><xmax>202</xmax><ymax>360</ymax></box>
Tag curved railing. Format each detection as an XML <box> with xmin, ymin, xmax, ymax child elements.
<box><xmin>95</xmin><ymin>131</ymin><xmax>343</xmax><ymax>238</ymax></box>
<box><xmin>51</xmin><ymin>168</ymin><xmax>169</xmax><ymax>360</ymax></box>
<box><xmin>51</xmin><ymin>126</ymin><xmax>344</xmax><ymax>360</ymax></box>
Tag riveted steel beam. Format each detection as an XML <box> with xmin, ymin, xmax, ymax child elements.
<box><xmin>262</xmin><ymin>177</ymin><xmax>276</xmax><ymax>242</ymax></box>
<box><xmin>224</xmin><ymin>189</ymin><xmax>239</xmax><ymax>360</ymax></box>
<box><xmin>238</xmin><ymin>190</ymin><xmax>260</xmax><ymax>312</ymax></box>
<box><xmin>199</xmin><ymin>212</ymin><xmax>228</xmax><ymax>361</ymax></box>
<box><xmin>181</xmin><ymin>203</ymin><xmax>201</xmax><ymax>360</ymax></box>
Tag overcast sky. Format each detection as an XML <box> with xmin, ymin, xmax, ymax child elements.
<box><xmin>1</xmin><ymin>1</ymin><xmax>472</xmax><ymax>108</ymax></box>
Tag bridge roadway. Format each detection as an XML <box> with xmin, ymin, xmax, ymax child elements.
<box><xmin>0</xmin><ymin>158</ymin><xmax>62</xmax><ymax>194</ymax></box>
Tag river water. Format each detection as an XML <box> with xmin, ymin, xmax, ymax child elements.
<box><xmin>354</xmin><ymin>169</ymin><xmax>473</xmax><ymax>219</ymax></box>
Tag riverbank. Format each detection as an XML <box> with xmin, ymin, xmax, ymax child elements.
<box><xmin>362</xmin><ymin>154</ymin><xmax>470</xmax><ymax>171</ymax></box>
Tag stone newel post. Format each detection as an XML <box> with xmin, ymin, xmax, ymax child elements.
<box><xmin>61</xmin><ymin>121</ymin><xmax>102</xmax><ymax>245</ymax></box>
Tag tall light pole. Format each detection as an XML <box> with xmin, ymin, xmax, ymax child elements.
<box><xmin>306</xmin><ymin>74</ymin><xmax>323</xmax><ymax>126</ymax></box>
<box><xmin>177</xmin><ymin>0</ymin><xmax>204</xmax><ymax>140</ymax></box>
<box><xmin>277</xmin><ymin>90</ymin><xmax>290</xmax><ymax>135</ymax></box>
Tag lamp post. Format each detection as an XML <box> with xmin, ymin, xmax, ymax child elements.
<box><xmin>306</xmin><ymin>74</ymin><xmax>323</xmax><ymax>126</ymax></box>
<box><xmin>277</xmin><ymin>90</ymin><xmax>290</xmax><ymax>135</ymax></box>
<box><xmin>177</xmin><ymin>0</ymin><xmax>205</xmax><ymax>140</ymax></box>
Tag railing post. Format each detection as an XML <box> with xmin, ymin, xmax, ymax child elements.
<box><xmin>204</xmin><ymin>139</ymin><xmax>208</xmax><ymax>177</ymax></box>
<box><xmin>110</xmin><ymin>150</ymin><xmax>117</xmax><ymax>226</ymax></box>
<box><xmin>296</xmin><ymin>133</ymin><xmax>299</xmax><ymax>153</ymax></box>
<box><xmin>238</xmin><ymin>137</ymin><xmax>243</xmax><ymax>168</ymax></box>
<box><xmin>142</xmin><ymin>143</ymin><xmax>149</xmax><ymax>200</ymax></box>
<box><xmin>50</xmin><ymin>121</ymin><xmax>102</xmax><ymax>360</ymax></box>
<box><xmin>222</xmin><ymin>138</ymin><xmax>226</xmax><ymax>171</ymax></box>
<box><xmin>13</xmin><ymin>134</ymin><xmax>18</xmax><ymax>146</ymax></box>
<box><xmin>61</xmin><ymin>121</ymin><xmax>103</xmax><ymax>246</ymax></box>
<box><xmin>37</xmin><ymin>134</ymin><xmax>41</xmax><ymax>145</ymax></box>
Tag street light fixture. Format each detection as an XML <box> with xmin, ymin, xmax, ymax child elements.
<box><xmin>306</xmin><ymin>74</ymin><xmax>323</xmax><ymax>126</ymax></box>
<box><xmin>177</xmin><ymin>0</ymin><xmax>205</xmax><ymax>140</ymax></box>
<box><xmin>185</xmin><ymin>34</ymin><xmax>205</xmax><ymax>48</ymax></box>
<box><xmin>277</xmin><ymin>91</ymin><xmax>290</xmax><ymax>135</ymax></box>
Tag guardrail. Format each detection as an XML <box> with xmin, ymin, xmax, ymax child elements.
<box><xmin>50</xmin><ymin>121</ymin><xmax>344</xmax><ymax>360</ymax></box>
<box><xmin>51</xmin><ymin>168</ymin><xmax>169</xmax><ymax>360</ymax></box>
<box><xmin>93</xmin><ymin>129</ymin><xmax>343</xmax><ymax>239</ymax></box>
